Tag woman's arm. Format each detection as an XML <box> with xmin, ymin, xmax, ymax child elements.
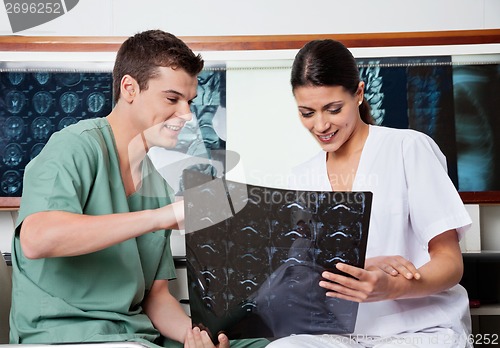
<box><xmin>20</xmin><ymin>200</ymin><xmax>184</xmax><ymax>259</ymax></box>
<box><xmin>319</xmin><ymin>229</ymin><xmax>463</xmax><ymax>302</ymax></box>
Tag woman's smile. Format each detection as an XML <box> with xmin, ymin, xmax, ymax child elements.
<box><xmin>317</xmin><ymin>130</ymin><xmax>338</xmax><ymax>143</ymax></box>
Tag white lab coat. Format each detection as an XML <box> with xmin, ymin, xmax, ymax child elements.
<box><xmin>288</xmin><ymin>125</ymin><xmax>472</xmax><ymax>340</ymax></box>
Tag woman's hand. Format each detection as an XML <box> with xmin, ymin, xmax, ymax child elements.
<box><xmin>319</xmin><ymin>262</ymin><xmax>411</xmax><ymax>303</ymax></box>
<box><xmin>319</xmin><ymin>230</ymin><xmax>463</xmax><ymax>303</ymax></box>
<box><xmin>184</xmin><ymin>327</ymin><xmax>229</xmax><ymax>348</ymax></box>
<box><xmin>318</xmin><ymin>256</ymin><xmax>421</xmax><ymax>302</ymax></box>
<box><xmin>365</xmin><ymin>255</ymin><xmax>421</xmax><ymax>280</ymax></box>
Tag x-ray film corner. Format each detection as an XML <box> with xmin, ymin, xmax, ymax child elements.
<box><xmin>182</xmin><ymin>153</ymin><xmax>249</xmax><ymax>234</ymax></box>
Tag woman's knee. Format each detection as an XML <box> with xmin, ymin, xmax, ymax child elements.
<box><xmin>267</xmin><ymin>334</ymin><xmax>361</xmax><ymax>348</ymax></box>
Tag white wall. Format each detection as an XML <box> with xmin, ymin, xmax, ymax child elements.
<box><xmin>0</xmin><ymin>0</ymin><xmax>499</xmax><ymax>36</ymax></box>
<box><xmin>1</xmin><ymin>1</ymin><xmax>500</xmax><ymax>253</ymax></box>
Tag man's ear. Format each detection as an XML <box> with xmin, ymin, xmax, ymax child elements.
<box><xmin>120</xmin><ymin>75</ymin><xmax>138</xmax><ymax>103</ymax></box>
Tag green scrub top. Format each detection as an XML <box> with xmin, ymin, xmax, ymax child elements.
<box><xmin>10</xmin><ymin>118</ymin><xmax>177</xmax><ymax>345</ymax></box>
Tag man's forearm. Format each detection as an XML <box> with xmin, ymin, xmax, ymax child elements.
<box><xmin>20</xmin><ymin>204</ymin><xmax>179</xmax><ymax>258</ymax></box>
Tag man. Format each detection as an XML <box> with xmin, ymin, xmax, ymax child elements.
<box><xmin>9</xmin><ymin>30</ymin><xmax>267</xmax><ymax>348</ymax></box>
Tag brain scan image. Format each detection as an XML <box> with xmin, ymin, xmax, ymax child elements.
<box><xmin>0</xmin><ymin>71</ymin><xmax>113</xmax><ymax>198</ymax></box>
<box><xmin>184</xmin><ymin>172</ymin><xmax>372</xmax><ymax>340</ymax></box>
<box><xmin>3</xmin><ymin>116</ymin><xmax>25</xmax><ymax>140</ymax></box>
<box><xmin>5</xmin><ymin>91</ymin><xmax>26</xmax><ymax>114</ymax></box>
<box><xmin>1</xmin><ymin>170</ymin><xmax>22</xmax><ymax>195</ymax></box>
<box><xmin>32</xmin><ymin>91</ymin><xmax>53</xmax><ymax>114</ymax></box>
<box><xmin>87</xmin><ymin>92</ymin><xmax>106</xmax><ymax>113</ymax></box>
<box><xmin>2</xmin><ymin>143</ymin><xmax>23</xmax><ymax>167</ymax></box>
<box><xmin>31</xmin><ymin>116</ymin><xmax>53</xmax><ymax>140</ymax></box>
<box><xmin>34</xmin><ymin>72</ymin><xmax>51</xmax><ymax>85</ymax></box>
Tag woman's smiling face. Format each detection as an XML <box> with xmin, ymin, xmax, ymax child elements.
<box><xmin>294</xmin><ymin>83</ymin><xmax>364</xmax><ymax>153</ymax></box>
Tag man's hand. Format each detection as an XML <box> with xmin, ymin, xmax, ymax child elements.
<box><xmin>155</xmin><ymin>199</ymin><xmax>185</xmax><ymax>231</ymax></box>
<box><xmin>184</xmin><ymin>327</ymin><xmax>229</xmax><ymax>348</ymax></box>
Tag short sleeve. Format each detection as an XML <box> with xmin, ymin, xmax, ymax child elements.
<box><xmin>156</xmin><ymin>232</ymin><xmax>177</xmax><ymax>280</ymax></box>
<box><xmin>17</xmin><ymin>131</ymin><xmax>97</xmax><ymax>228</ymax></box>
<box><xmin>404</xmin><ymin>133</ymin><xmax>471</xmax><ymax>243</ymax></box>
<box><xmin>153</xmin><ymin>188</ymin><xmax>176</xmax><ymax>281</ymax></box>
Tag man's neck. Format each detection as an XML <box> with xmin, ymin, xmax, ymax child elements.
<box><xmin>106</xmin><ymin>108</ymin><xmax>147</xmax><ymax>195</ymax></box>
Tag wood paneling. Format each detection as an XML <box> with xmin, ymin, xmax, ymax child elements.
<box><xmin>0</xmin><ymin>29</ymin><xmax>499</xmax><ymax>52</ymax></box>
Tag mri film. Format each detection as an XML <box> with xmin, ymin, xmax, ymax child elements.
<box><xmin>452</xmin><ymin>64</ymin><xmax>500</xmax><ymax>191</ymax></box>
<box><xmin>0</xmin><ymin>67</ymin><xmax>225</xmax><ymax>199</ymax></box>
<box><xmin>0</xmin><ymin>71</ymin><xmax>113</xmax><ymax>197</ymax></box>
<box><xmin>183</xmin><ymin>170</ymin><xmax>372</xmax><ymax>340</ymax></box>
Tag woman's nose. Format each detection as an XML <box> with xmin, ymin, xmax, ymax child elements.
<box><xmin>314</xmin><ymin>113</ymin><xmax>330</xmax><ymax>132</ymax></box>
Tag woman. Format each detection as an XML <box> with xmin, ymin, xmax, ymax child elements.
<box><xmin>267</xmin><ymin>40</ymin><xmax>472</xmax><ymax>347</ymax></box>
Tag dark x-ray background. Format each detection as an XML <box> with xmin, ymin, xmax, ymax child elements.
<box><xmin>452</xmin><ymin>65</ymin><xmax>500</xmax><ymax>191</ymax></box>
<box><xmin>357</xmin><ymin>56</ymin><xmax>500</xmax><ymax>192</ymax></box>
<box><xmin>0</xmin><ymin>71</ymin><xmax>113</xmax><ymax>197</ymax></box>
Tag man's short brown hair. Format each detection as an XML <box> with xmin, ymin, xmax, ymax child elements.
<box><xmin>112</xmin><ymin>30</ymin><xmax>204</xmax><ymax>104</ymax></box>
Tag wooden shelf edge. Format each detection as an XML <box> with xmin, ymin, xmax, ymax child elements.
<box><xmin>0</xmin><ymin>192</ymin><xmax>497</xmax><ymax>209</ymax></box>
<box><xmin>0</xmin><ymin>197</ymin><xmax>20</xmax><ymax>210</ymax></box>
<box><xmin>0</xmin><ymin>29</ymin><xmax>499</xmax><ymax>52</ymax></box>
<box><xmin>470</xmin><ymin>304</ymin><xmax>500</xmax><ymax>316</ymax></box>
<box><xmin>459</xmin><ymin>192</ymin><xmax>500</xmax><ymax>205</ymax></box>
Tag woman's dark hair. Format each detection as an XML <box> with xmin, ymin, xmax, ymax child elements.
<box><xmin>291</xmin><ymin>39</ymin><xmax>374</xmax><ymax>124</ymax></box>
<box><xmin>112</xmin><ymin>30</ymin><xmax>204</xmax><ymax>104</ymax></box>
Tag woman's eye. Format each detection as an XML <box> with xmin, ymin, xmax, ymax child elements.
<box><xmin>167</xmin><ymin>98</ymin><xmax>178</xmax><ymax>103</ymax></box>
<box><xmin>328</xmin><ymin>108</ymin><xmax>342</xmax><ymax>115</ymax></box>
<box><xmin>300</xmin><ymin>111</ymin><xmax>314</xmax><ymax>118</ymax></box>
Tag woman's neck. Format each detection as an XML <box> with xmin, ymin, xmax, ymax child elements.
<box><xmin>326</xmin><ymin>122</ymin><xmax>370</xmax><ymax>191</ymax></box>
<box><xmin>329</xmin><ymin>121</ymin><xmax>369</xmax><ymax>161</ymax></box>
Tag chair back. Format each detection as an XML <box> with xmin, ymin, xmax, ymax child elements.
<box><xmin>0</xmin><ymin>252</ymin><xmax>12</xmax><ymax>344</ymax></box>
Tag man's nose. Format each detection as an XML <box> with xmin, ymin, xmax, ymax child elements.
<box><xmin>178</xmin><ymin>104</ymin><xmax>193</xmax><ymax>122</ymax></box>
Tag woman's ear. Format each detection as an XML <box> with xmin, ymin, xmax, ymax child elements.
<box><xmin>120</xmin><ymin>75</ymin><xmax>138</xmax><ymax>103</ymax></box>
<box><xmin>356</xmin><ymin>81</ymin><xmax>365</xmax><ymax>103</ymax></box>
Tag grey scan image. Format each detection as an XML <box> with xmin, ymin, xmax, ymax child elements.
<box><xmin>183</xmin><ymin>169</ymin><xmax>372</xmax><ymax>341</ymax></box>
